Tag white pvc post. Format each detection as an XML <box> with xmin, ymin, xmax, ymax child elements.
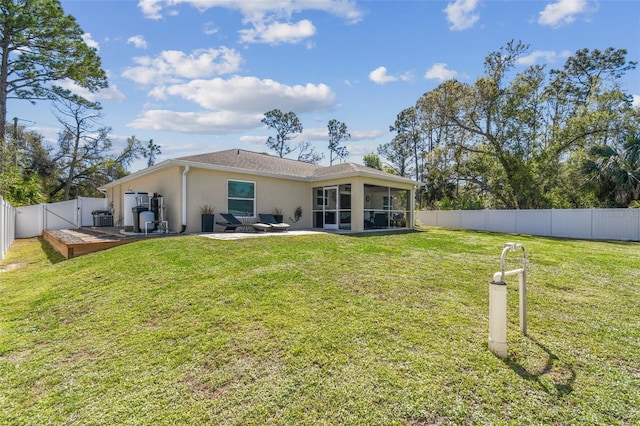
<box><xmin>519</xmin><ymin>269</ymin><xmax>527</xmax><ymax>335</ymax></box>
<box><xmin>489</xmin><ymin>279</ymin><xmax>508</xmax><ymax>358</ymax></box>
<box><xmin>488</xmin><ymin>242</ymin><xmax>527</xmax><ymax>358</ymax></box>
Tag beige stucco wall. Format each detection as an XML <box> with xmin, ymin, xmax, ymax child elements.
<box><xmin>104</xmin><ymin>164</ymin><xmax>417</xmax><ymax>233</ymax></box>
<box><xmin>106</xmin><ymin>166</ymin><xmax>183</xmax><ymax>231</ymax></box>
<box><xmin>184</xmin><ymin>167</ymin><xmax>312</xmax><ymax>232</ymax></box>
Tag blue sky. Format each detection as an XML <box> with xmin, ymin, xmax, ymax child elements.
<box><xmin>8</xmin><ymin>0</ymin><xmax>640</xmax><ymax>171</ymax></box>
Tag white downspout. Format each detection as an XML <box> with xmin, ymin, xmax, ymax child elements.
<box><xmin>181</xmin><ymin>165</ymin><xmax>190</xmax><ymax>232</ymax></box>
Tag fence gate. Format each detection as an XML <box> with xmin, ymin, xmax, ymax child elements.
<box><xmin>15</xmin><ymin>197</ymin><xmax>108</xmax><ymax>238</ymax></box>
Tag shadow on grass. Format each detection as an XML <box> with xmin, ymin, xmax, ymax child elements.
<box><xmin>502</xmin><ymin>336</ymin><xmax>576</xmax><ymax>397</ymax></box>
<box><xmin>38</xmin><ymin>237</ymin><xmax>65</xmax><ymax>264</ymax></box>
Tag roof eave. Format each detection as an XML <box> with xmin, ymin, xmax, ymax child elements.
<box><xmin>98</xmin><ymin>159</ymin><xmax>176</xmax><ymax>190</ymax></box>
<box><xmin>98</xmin><ymin>159</ymin><xmax>423</xmax><ymax>191</ymax></box>
<box><xmin>310</xmin><ymin>170</ymin><xmax>422</xmax><ymax>186</ymax></box>
<box><xmin>176</xmin><ymin>160</ymin><xmax>312</xmax><ymax>181</ymax></box>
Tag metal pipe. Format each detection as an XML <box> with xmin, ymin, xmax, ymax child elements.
<box><xmin>519</xmin><ymin>267</ymin><xmax>527</xmax><ymax>335</ymax></box>
<box><xmin>181</xmin><ymin>165</ymin><xmax>190</xmax><ymax>233</ymax></box>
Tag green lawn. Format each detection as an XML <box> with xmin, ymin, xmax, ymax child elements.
<box><xmin>1</xmin><ymin>228</ymin><xmax>638</xmax><ymax>425</ymax></box>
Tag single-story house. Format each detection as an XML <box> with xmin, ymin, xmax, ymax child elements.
<box><xmin>98</xmin><ymin>149</ymin><xmax>421</xmax><ymax>233</ymax></box>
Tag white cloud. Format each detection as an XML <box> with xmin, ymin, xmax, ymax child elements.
<box><xmin>138</xmin><ymin>0</ymin><xmax>362</xmax><ymax>45</ymax></box>
<box><xmin>443</xmin><ymin>0</ymin><xmax>480</xmax><ymax>31</ymax></box>
<box><xmin>137</xmin><ymin>0</ymin><xmax>163</xmax><ymax>20</ymax></box>
<box><xmin>122</xmin><ymin>47</ymin><xmax>242</xmax><ymax>84</ymax></box>
<box><xmin>633</xmin><ymin>95</ymin><xmax>640</xmax><ymax>109</ymax></box>
<box><xmin>82</xmin><ymin>33</ymin><xmax>99</xmax><ymax>50</ymax></box>
<box><xmin>58</xmin><ymin>79</ymin><xmax>125</xmax><ymax>102</ymax></box>
<box><xmin>424</xmin><ymin>63</ymin><xmax>458</xmax><ymax>81</ymax></box>
<box><xmin>369</xmin><ymin>66</ymin><xmax>398</xmax><ymax>85</ymax></box>
<box><xmin>138</xmin><ymin>0</ymin><xmax>364</xmax><ymax>23</ymax></box>
<box><xmin>538</xmin><ymin>0</ymin><xmax>595</xmax><ymax>27</ymax></box>
<box><xmin>346</xmin><ymin>143</ymin><xmax>379</xmax><ymax>156</ymax></box>
<box><xmin>350</xmin><ymin>129</ymin><xmax>385</xmax><ymax>141</ymax></box>
<box><xmin>516</xmin><ymin>50</ymin><xmax>571</xmax><ymax>66</ymax></box>
<box><xmin>239</xmin><ymin>19</ymin><xmax>316</xmax><ymax>45</ymax></box>
<box><xmin>203</xmin><ymin>21</ymin><xmax>219</xmax><ymax>35</ymax></box>
<box><xmin>240</xmin><ymin>135</ymin><xmax>268</xmax><ymax>146</ymax></box>
<box><xmin>295</xmin><ymin>127</ymin><xmax>326</xmax><ymax>141</ymax></box>
<box><xmin>127</xmin><ymin>35</ymin><xmax>148</xmax><ymax>49</ymax></box>
<box><xmin>128</xmin><ymin>110</ymin><xmax>263</xmax><ymax>134</ymax></box>
<box><xmin>152</xmin><ymin>76</ymin><xmax>335</xmax><ymax>114</ymax></box>
<box><xmin>295</xmin><ymin>127</ymin><xmax>385</xmax><ymax>144</ymax></box>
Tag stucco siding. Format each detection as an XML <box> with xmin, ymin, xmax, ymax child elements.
<box><xmin>185</xmin><ymin>168</ymin><xmax>311</xmax><ymax>232</ymax></box>
<box><xmin>101</xmin><ymin>153</ymin><xmax>418</xmax><ymax>234</ymax></box>
<box><xmin>109</xmin><ymin>166</ymin><xmax>182</xmax><ymax>231</ymax></box>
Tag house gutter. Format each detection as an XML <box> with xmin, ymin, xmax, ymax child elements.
<box><xmin>181</xmin><ymin>165</ymin><xmax>190</xmax><ymax>233</ymax></box>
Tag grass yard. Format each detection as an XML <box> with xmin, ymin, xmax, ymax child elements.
<box><xmin>0</xmin><ymin>228</ymin><xmax>638</xmax><ymax>425</ymax></box>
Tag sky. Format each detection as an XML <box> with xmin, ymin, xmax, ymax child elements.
<box><xmin>8</xmin><ymin>0</ymin><xmax>640</xmax><ymax>172</ymax></box>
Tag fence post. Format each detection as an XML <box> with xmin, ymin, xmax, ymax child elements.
<box><xmin>1</xmin><ymin>196</ymin><xmax>16</xmax><ymax>261</ymax></box>
<box><xmin>0</xmin><ymin>196</ymin><xmax>5</xmax><ymax>259</ymax></box>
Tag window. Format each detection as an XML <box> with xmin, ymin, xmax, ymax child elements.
<box><xmin>316</xmin><ymin>188</ymin><xmax>324</xmax><ymax>208</ymax></box>
<box><xmin>228</xmin><ymin>180</ymin><xmax>255</xmax><ymax>217</ymax></box>
<box><xmin>364</xmin><ymin>184</ymin><xmax>411</xmax><ymax>229</ymax></box>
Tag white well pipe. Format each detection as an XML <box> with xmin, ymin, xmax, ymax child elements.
<box><xmin>488</xmin><ymin>242</ymin><xmax>527</xmax><ymax>358</ymax></box>
<box><xmin>181</xmin><ymin>165</ymin><xmax>190</xmax><ymax>232</ymax></box>
<box><xmin>489</xmin><ymin>280</ymin><xmax>508</xmax><ymax>358</ymax></box>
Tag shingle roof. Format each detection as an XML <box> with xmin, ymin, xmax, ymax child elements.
<box><xmin>177</xmin><ymin>149</ymin><xmax>322</xmax><ymax>178</ymax></box>
<box><xmin>177</xmin><ymin>149</ymin><xmax>415</xmax><ymax>183</ymax></box>
<box><xmin>311</xmin><ymin>162</ymin><xmax>401</xmax><ymax>179</ymax></box>
<box><xmin>100</xmin><ymin>149</ymin><xmax>418</xmax><ymax>190</ymax></box>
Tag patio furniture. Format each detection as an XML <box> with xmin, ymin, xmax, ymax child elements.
<box><xmin>391</xmin><ymin>212</ymin><xmax>404</xmax><ymax>227</ymax></box>
<box><xmin>252</xmin><ymin>222</ymin><xmax>272</xmax><ymax>232</ymax></box>
<box><xmin>215</xmin><ymin>213</ymin><xmax>244</xmax><ymax>232</ymax></box>
<box><xmin>372</xmin><ymin>213</ymin><xmax>388</xmax><ymax>229</ymax></box>
<box><xmin>258</xmin><ymin>213</ymin><xmax>291</xmax><ymax>231</ymax></box>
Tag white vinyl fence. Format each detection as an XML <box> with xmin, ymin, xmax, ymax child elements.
<box><xmin>1</xmin><ymin>196</ymin><xmax>16</xmax><ymax>261</ymax></box>
<box><xmin>416</xmin><ymin>208</ymin><xmax>640</xmax><ymax>242</ymax></box>
<box><xmin>15</xmin><ymin>197</ymin><xmax>108</xmax><ymax>238</ymax></box>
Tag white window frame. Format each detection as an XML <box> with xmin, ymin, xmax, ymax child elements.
<box><xmin>227</xmin><ymin>179</ymin><xmax>256</xmax><ymax>218</ymax></box>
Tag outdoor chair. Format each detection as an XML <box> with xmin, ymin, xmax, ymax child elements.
<box><xmin>258</xmin><ymin>213</ymin><xmax>291</xmax><ymax>231</ymax></box>
<box><xmin>215</xmin><ymin>213</ymin><xmax>244</xmax><ymax>232</ymax></box>
<box><xmin>391</xmin><ymin>212</ymin><xmax>404</xmax><ymax>227</ymax></box>
<box><xmin>372</xmin><ymin>213</ymin><xmax>389</xmax><ymax>229</ymax></box>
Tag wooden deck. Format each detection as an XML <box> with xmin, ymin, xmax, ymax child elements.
<box><xmin>43</xmin><ymin>228</ymin><xmax>149</xmax><ymax>259</ymax></box>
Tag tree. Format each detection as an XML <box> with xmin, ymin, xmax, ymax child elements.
<box><xmin>0</xmin><ymin>162</ymin><xmax>45</xmax><ymax>206</ymax></box>
<box><xmin>363</xmin><ymin>153</ymin><xmax>382</xmax><ymax>170</ymax></box>
<box><xmin>377</xmin><ymin>134</ymin><xmax>413</xmax><ymax>177</ymax></box>
<box><xmin>296</xmin><ymin>141</ymin><xmax>324</xmax><ymax>164</ymax></box>
<box><xmin>144</xmin><ymin>139</ymin><xmax>161</xmax><ymax>167</ymax></box>
<box><xmin>261</xmin><ymin>109</ymin><xmax>303</xmax><ymax>158</ymax></box>
<box><xmin>416</xmin><ymin>90</ymin><xmax>463</xmax><ymax>208</ymax></box>
<box><xmin>390</xmin><ymin>107</ymin><xmax>423</xmax><ymax>183</ymax></box>
<box><xmin>582</xmin><ymin>132</ymin><xmax>640</xmax><ymax>206</ymax></box>
<box><xmin>0</xmin><ymin>0</ymin><xmax>108</xmax><ymax>145</ymax></box>
<box><xmin>327</xmin><ymin>119</ymin><xmax>350</xmax><ymax>165</ymax></box>
<box><xmin>49</xmin><ymin>96</ymin><xmax>147</xmax><ymax>200</ymax></box>
<box><xmin>417</xmin><ymin>41</ymin><xmax>636</xmax><ymax>209</ymax></box>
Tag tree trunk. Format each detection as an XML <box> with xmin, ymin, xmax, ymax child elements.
<box><xmin>0</xmin><ymin>36</ymin><xmax>11</xmax><ymax>149</ymax></box>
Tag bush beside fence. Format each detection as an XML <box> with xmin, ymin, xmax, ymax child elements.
<box><xmin>416</xmin><ymin>208</ymin><xmax>640</xmax><ymax>242</ymax></box>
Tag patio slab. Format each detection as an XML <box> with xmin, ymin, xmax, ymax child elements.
<box><xmin>200</xmin><ymin>230</ymin><xmax>328</xmax><ymax>240</ymax></box>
